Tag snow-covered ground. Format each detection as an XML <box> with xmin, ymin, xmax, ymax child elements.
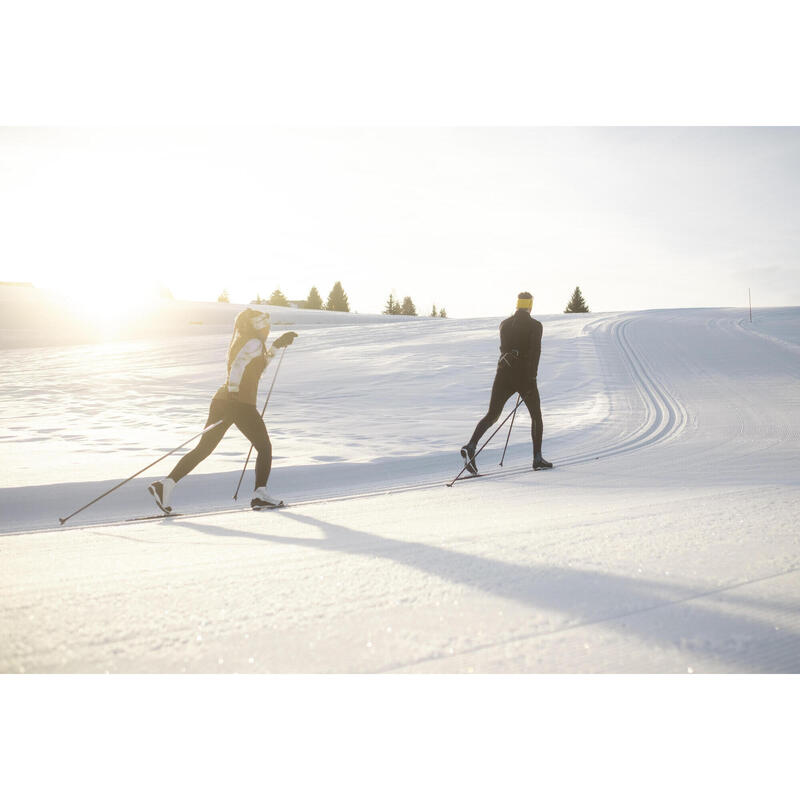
<box><xmin>1</xmin><ymin>295</ymin><xmax>799</xmax><ymax>673</ymax></box>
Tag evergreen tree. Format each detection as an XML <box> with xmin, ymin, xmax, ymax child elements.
<box><xmin>251</xmin><ymin>293</ymin><xmax>267</xmax><ymax>305</ymax></box>
<box><xmin>564</xmin><ymin>286</ymin><xmax>590</xmax><ymax>313</ymax></box>
<box><xmin>431</xmin><ymin>304</ymin><xmax>437</xmax><ymax>317</ymax></box>
<box><xmin>383</xmin><ymin>293</ymin><xmax>400</xmax><ymax>315</ymax></box>
<box><xmin>400</xmin><ymin>296</ymin><xmax>417</xmax><ymax>316</ymax></box>
<box><xmin>325</xmin><ymin>281</ymin><xmax>350</xmax><ymax>312</ymax></box>
<box><xmin>439</xmin><ymin>307</ymin><xmax>447</xmax><ymax>318</ymax></box>
<box><xmin>269</xmin><ymin>288</ymin><xmax>290</xmax><ymax>307</ymax></box>
<box><xmin>217</xmin><ymin>289</ymin><xmax>230</xmax><ymax>303</ymax></box>
<box><xmin>306</xmin><ymin>286</ymin><xmax>323</xmax><ymax>310</ymax></box>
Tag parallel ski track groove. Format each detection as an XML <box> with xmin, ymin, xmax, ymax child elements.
<box><xmin>6</xmin><ymin>316</ymin><xmax>687</xmax><ymax>537</ymax></box>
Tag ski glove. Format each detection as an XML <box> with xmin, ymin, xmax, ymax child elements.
<box><xmin>272</xmin><ymin>331</ymin><xmax>298</xmax><ymax>349</ymax></box>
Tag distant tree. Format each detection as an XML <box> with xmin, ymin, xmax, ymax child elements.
<box><xmin>439</xmin><ymin>307</ymin><xmax>447</xmax><ymax>318</ymax></box>
<box><xmin>251</xmin><ymin>293</ymin><xmax>267</xmax><ymax>305</ymax></box>
<box><xmin>217</xmin><ymin>289</ymin><xmax>230</xmax><ymax>303</ymax></box>
<box><xmin>400</xmin><ymin>296</ymin><xmax>417</xmax><ymax>316</ymax></box>
<box><xmin>269</xmin><ymin>288</ymin><xmax>290</xmax><ymax>307</ymax></box>
<box><xmin>383</xmin><ymin>293</ymin><xmax>401</xmax><ymax>315</ymax></box>
<box><xmin>306</xmin><ymin>286</ymin><xmax>323</xmax><ymax>310</ymax></box>
<box><xmin>564</xmin><ymin>286</ymin><xmax>590</xmax><ymax>313</ymax></box>
<box><xmin>431</xmin><ymin>304</ymin><xmax>437</xmax><ymax>317</ymax></box>
<box><xmin>325</xmin><ymin>281</ymin><xmax>350</xmax><ymax>312</ymax></box>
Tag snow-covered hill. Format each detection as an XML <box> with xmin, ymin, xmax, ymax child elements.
<box><xmin>1</xmin><ymin>304</ymin><xmax>799</xmax><ymax>672</ymax></box>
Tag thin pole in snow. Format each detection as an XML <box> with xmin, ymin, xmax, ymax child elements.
<box><xmin>749</xmin><ymin>288</ymin><xmax>752</xmax><ymax>322</ymax></box>
<box><xmin>499</xmin><ymin>394</ymin><xmax>520</xmax><ymax>466</ymax></box>
<box><xmin>58</xmin><ymin>419</ymin><xmax>226</xmax><ymax>525</ymax></box>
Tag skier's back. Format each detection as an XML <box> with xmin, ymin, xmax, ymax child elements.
<box><xmin>460</xmin><ymin>291</ymin><xmax>553</xmax><ymax>474</ymax></box>
<box><xmin>498</xmin><ymin>305</ymin><xmax>543</xmax><ymax>379</ymax></box>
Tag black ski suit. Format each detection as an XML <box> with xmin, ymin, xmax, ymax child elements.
<box><xmin>468</xmin><ymin>309</ymin><xmax>544</xmax><ymax>456</ymax></box>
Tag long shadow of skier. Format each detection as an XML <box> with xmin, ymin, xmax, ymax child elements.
<box><xmin>172</xmin><ymin>511</ymin><xmax>800</xmax><ymax>672</ymax></box>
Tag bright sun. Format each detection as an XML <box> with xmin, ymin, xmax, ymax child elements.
<box><xmin>53</xmin><ymin>279</ymin><xmax>164</xmax><ymax>336</ymax></box>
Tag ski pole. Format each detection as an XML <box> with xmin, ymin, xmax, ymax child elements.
<box><xmin>447</xmin><ymin>395</ymin><xmax>525</xmax><ymax>487</ymax></box>
<box><xmin>499</xmin><ymin>394</ymin><xmax>519</xmax><ymax>466</ymax></box>
<box><xmin>233</xmin><ymin>346</ymin><xmax>287</xmax><ymax>500</ymax></box>
<box><xmin>58</xmin><ymin>418</ymin><xmax>226</xmax><ymax>525</ymax></box>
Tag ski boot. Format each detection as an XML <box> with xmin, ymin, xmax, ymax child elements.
<box><xmin>148</xmin><ymin>478</ymin><xmax>175</xmax><ymax>513</ymax></box>
<box><xmin>533</xmin><ymin>454</ymin><xmax>553</xmax><ymax>470</ymax></box>
<box><xmin>251</xmin><ymin>487</ymin><xmax>284</xmax><ymax>510</ymax></box>
<box><xmin>460</xmin><ymin>443</ymin><xmax>478</xmax><ymax>476</ymax></box>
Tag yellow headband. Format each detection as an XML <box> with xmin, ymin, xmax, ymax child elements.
<box><xmin>517</xmin><ymin>297</ymin><xmax>533</xmax><ymax>310</ymax></box>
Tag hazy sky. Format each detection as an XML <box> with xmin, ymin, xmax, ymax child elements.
<box><xmin>1</xmin><ymin>127</ymin><xmax>798</xmax><ymax>316</ymax></box>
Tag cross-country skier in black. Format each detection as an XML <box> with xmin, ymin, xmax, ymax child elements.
<box><xmin>460</xmin><ymin>291</ymin><xmax>553</xmax><ymax>474</ymax></box>
<box><xmin>148</xmin><ymin>308</ymin><xmax>297</xmax><ymax>512</ymax></box>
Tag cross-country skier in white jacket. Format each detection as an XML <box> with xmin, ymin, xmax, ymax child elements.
<box><xmin>148</xmin><ymin>308</ymin><xmax>297</xmax><ymax>512</ymax></box>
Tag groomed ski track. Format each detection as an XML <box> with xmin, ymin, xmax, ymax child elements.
<box><xmin>4</xmin><ymin>313</ymin><xmax>689</xmax><ymax>537</ymax></box>
<box><xmin>2</xmin><ymin>307</ymin><xmax>799</xmax><ymax>674</ymax></box>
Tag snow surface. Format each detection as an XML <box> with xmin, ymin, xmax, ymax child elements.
<box><xmin>1</xmin><ymin>296</ymin><xmax>799</xmax><ymax>673</ymax></box>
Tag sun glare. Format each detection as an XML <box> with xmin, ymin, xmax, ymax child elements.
<box><xmin>54</xmin><ymin>280</ymin><xmax>163</xmax><ymax>337</ymax></box>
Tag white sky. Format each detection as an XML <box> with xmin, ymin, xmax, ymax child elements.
<box><xmin>2</xmin><ymin>126</ymin><xmax>799</xmax><ymax>317</ymax></box>
<box><xmin>1</xmin><ymin>1</ymin><xmax>797</xmax><ymax>783</ymax></box>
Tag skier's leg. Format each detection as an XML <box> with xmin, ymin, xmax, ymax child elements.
<box><xmin>232</xmin><ymin>405</ymin><xmax>273</xmax><ymax>489</ymax></box>
<box><xmin>460</xmin><ymin>371</ymin><xmax>515</xmax><ymax>474</ymax></box>
<box><xmin>521</xmin><ymin>381</ymin><xmax>552</xmax><ymax>468</ymax></box>
<box><xmin>468</xmin><ymin>371</ymin><xmax>516</xmax><ymax>448</ymax></box>
<box><xmin>148</xmin><ymin>397</ymin><xmax>231</xmax><ymax>511</ymax></box>
<box><xmin>167</xmin><ymin>398</ymin><xmax>231</xmax><ymax>482</ymax></box>
<box><xmin>520</xmin><ymin>381</ymin><xmax>543</xmax><ymax>455</ymax></box>
<box><xmin>234</xmin><ymin>406</ymin><xmax>281</xmax><ymax>508</ymax></box>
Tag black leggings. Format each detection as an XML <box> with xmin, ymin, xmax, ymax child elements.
<box><xmin>168</xmin><ymin>396</ymin><xmax>272</xmax><ymax>488</ymax></box>
<box><xmin>468</xmin><ymin>367</ymin><xmax>543</xmax><ymax>455</ymax></box>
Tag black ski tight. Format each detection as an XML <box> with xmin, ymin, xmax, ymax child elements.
<box><xmin>468</xmin><ymin>368</ymin><xmax>543</xmax><ymax>455</ymax></box>
<box><xmin>168</xmin><ymin>396</ymin><xmax>272</xmax><ymax>488</ymax></box>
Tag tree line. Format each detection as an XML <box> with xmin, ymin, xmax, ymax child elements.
<box><xmin>217</xmin><ymin>282</ymin><xmax>350</xmax><ymax>312</ymax></box>
<box><xmin>217</xmin><ymin>283</ymin><xmax>589</xmax><ymax>315</ymax></box>
<box><xmin>217</xmin><ymin>283</ymin><xmax>447</xmax><ymax>317</ymax></box>
<box><xmin>383</xmin><ymin>293</ymin><xmax>446</xmax><ymax>317</ymax></box>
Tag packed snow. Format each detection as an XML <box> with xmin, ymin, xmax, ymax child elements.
<box><xmin>1</xmin><ymin>288</ymin><xmax>799</xmax><ymax>673</ymax></box>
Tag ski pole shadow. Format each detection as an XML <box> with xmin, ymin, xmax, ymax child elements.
<box><xmin>172</xmin><ymin>512</ymin><xmax>800</xmax><ymax>672</ymax></box>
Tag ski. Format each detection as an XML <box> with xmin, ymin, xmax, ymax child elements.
<box><xmin>448</xmin><ymin>463</ymin><xmax>553</xmax><ymax>486</ymax></box>
<box><xmin>447</xmin><ymin>471</ymin><xmax>484</xmax><ymax>487</ymax></box>
<box><xmin>449</xmin><ymin>474</ymin><xmax>482</xmax><ymax>485</ymax></box>
<box><xmin>113</xmin><ymin>501</ymin><xmax>288</xmax><ymax>525</ymax></box>
<box><xmin>251</xmin><ymin>501</ymin><xmax>287</xmax><ymax>511</ymax></box>
<box><xmin>121</xmin><ymin>512</ymin><xmax>184</xmax><ymax>522</ymax></box>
